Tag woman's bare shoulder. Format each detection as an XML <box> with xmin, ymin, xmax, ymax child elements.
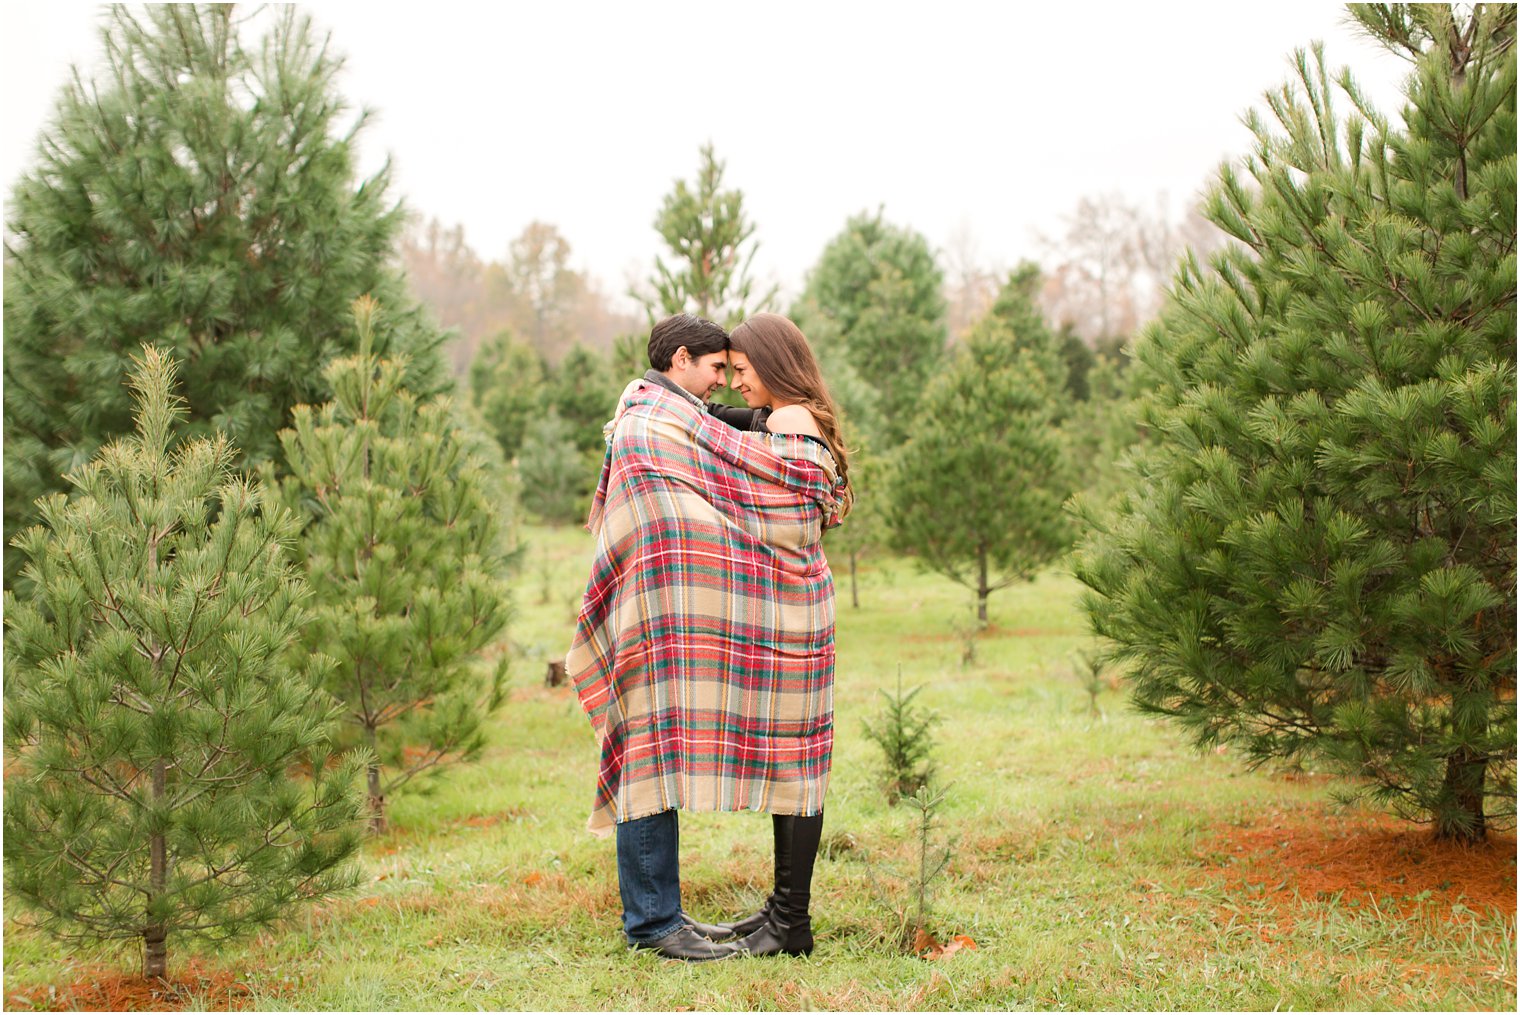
<box><xmin>766</xmin><ymin>403</ymin><xmax>823</xmax><ymax>438</ymax></box>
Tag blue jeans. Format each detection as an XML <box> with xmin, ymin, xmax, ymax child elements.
<box><xmin>615</xmin><ymin>809</ymin><xmax>682</xmax><ymax>943</ymax></box>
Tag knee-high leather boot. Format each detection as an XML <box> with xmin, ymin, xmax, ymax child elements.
<box><xmin>737</xmin><ymin>811</ymin><xmax>823</xmax><ymax>957</ymax></box>
<box><xmin>710</xmin><ymin>812</ymin><xmax>788</xmax><ymax>939</ymax></box>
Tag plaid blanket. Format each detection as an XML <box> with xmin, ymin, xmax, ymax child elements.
<box><xmin>567</xmin><ymin>381</ymin><xmax>842</xmax><ymax>834</ymax></box>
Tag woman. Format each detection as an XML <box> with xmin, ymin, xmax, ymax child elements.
<box><xmin>729</xmin><ymin>313</ymin><xmax>854</xmax><ymax>519</ymax></box>
<box><xmin>710</xmin><ymin>312</ymin><xmax>853</xmax><ymax>957</ymax></box>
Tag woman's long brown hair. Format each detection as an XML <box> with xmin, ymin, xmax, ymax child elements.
<box><xmin>729</xmin><ymin>313</ymin><xmax>854</xmax><ymax>519</ymax></box>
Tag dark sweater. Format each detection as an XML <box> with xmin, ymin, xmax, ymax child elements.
<box><xmin>642</xmin><ymin>369</ymin><xmax>773</xmax><ymax>433</ymax></box>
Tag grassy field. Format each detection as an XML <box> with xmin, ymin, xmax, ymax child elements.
<box><xmin>4</xmin><ymin>523</ymin><xmax>1515</xmax><ymax>1011</ymax></box>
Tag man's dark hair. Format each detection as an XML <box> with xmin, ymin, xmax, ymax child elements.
<box><xmin>647</xmin><ymin>314</ymin><xmax>728</xmax><ymax>370</ymax></box>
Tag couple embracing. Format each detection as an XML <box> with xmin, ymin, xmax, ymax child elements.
<box><xmin>566</xmin><ymin>312</ymin><xmax>854</xmax><ymax>962</ymax></box>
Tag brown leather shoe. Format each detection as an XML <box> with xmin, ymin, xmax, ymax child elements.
<box><xmin>682</xmin><ymin>911</ymin><xmax>739</xmax><ymax>941</ymax></box>
<box><xmin>630</xmin><ymin>925</ymin><xmax>741</xmax><ymax>961</ymax></box>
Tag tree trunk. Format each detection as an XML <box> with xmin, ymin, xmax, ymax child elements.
<box><xmin>366</xmin><ymin>726</ymin><xmax>387</xmax><ymax>835</ymax></box>
<box><xmin>144</xmin><ymin>759</ymin><xmax>168</xmax><ymax>979</ymax></box>
<box><xmin>143</xmin><ymin>926</ymin><xmax>167</xmax><ymax>981</ymax></box>
<box><xmin>1436</xmin><ymin>748</ymin><xmax>1487</xmax><ymax>843</ymax></box>
<box><xmin>849</xmin><ymin>549</ymin><xmax>860</xmax><ymax>609</ymax></box>
<box><xmin>976</xmin><ymin>550</ymin><xmax>989</xmax><ymax>625</ymax></box>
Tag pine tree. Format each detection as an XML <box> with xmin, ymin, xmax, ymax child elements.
<box><xmin>3</xmin><ymin>347</ymin><xmax>364</xmax><ymax>980</ymax></box>
<box><xmin>861</xmin><ymin>669</ymin><xmax>941</xmax><ymax>806</ymax></box>
<box><xmin>635</xmin><ymin>142</ymin><xmax>779</xmax><ymax>328</ymax></box>
<box><xmin>890</xmin><ymin>321</ymin><xmax>1075</xmax><ymax>624</ymax></box>
<box><xmin>517</xmin><ymin>412</ymin><xmax>598</xmax><ymax>525</ymax></box>
<box><xmin>824</xmin><ymin>452</ymin><xmax>887</xmax><ymax>609</ymax></box>
<box><xmin>276</xmin><ymin>298</ymin><xmax>510</xmax><ymax>834</ymax></box>
<box><xmin>1062</xmin><ymin>354</ymin><xmax>1142</xmax><ymax>503</ymax></box>
<box><xmin>971</xmin><ymin>263</ymin><xmax>1071</xmax><ymax>406</ymax></box>
<box><xmin>3</xmin><ymin>5</ymin><xmax>447</xmax><ymax>585</ymax></box>
<box><xmin>469</xmin><ymin>330</ymin><xmax>547</xmax><ymax>459</ymax></box>
<box><xmin>1072</xmin><ymin>5</ymin><xmax>1516</xmax><ymax>842</ymax></box>
<box><xmin>544</xmin><ymin>344</ymin><xmax>620</xmax><ymax>455</ymax></box>
<box><xmin>792</xmin><ymin>211</ymin><xmax>947</xmax><ymax>445</ymax></box>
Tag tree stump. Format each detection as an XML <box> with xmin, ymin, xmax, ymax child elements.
<box><xmin>544</xmin><ymin>660</ymin><xmax>566</xmax><ymax>687</ymax></box>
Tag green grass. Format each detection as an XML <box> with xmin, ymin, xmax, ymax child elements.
<box><xmin>5</xmin><ymin>524</ymin><xmax>1515</xmax><ymax>1011</ymax></box>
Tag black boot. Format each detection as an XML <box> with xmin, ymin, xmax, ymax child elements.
<box><xmin>737</xmin><ymin>812</ymin><xmax>823</xmax><ymax>957</ymax></box>
<box><xmin>713</xmin><ymin>812</ymin><xmax>788</xmax><ymax>938</ymax></box>
<box><xmin>715</xmin><ymin>898</ymin><xmax>773</xmax><ymax>939</ymax></box>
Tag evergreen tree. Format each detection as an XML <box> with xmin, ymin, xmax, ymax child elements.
<box><xmin>517</xmin><ymin>412</ymin><xmax>598</xmax><ymax>525</ymax></box>
<box><xmin>611</xmin><ymin>332</ymin><xmax>647</xmax><ymax>382</ymax></box>
<box><xmin>792</xmin><ymin>211</ymin><xmax>947</xmax><ymax>445</ymax></box>
<box><xmin>970</xmin><ymin>263</ymin><xmax>1072</xmax><ymax>408</ymax></box>
<box><xmin>979</xmin><ymin>264</ymin><xmax>1143</xmax><ymax>501</ymax></box>
<box><xmin>1057</xmin><ymin>325</ymin><xmax>1100</xmax><ymax>404</ymax></box>
<box><xmin>824</xmin><ymin>452</ymin><xmax>887</xmax><ymax>609</ymax></box>
<box><xmin>890</xmin><ymin>323</ymin><xmax>1075</xmax><ymax>624</ymax></box>
<box><xmin>469</xmin><ymin>330</ymin><xmax>546</xmax><ymax>459</ymax></box>
<box><xmin>1062</xmin><ymin>355</ymin><xmax>1142</xmax><ymax>503</ymax></box>
<box><xmin>3</xmin><ymin>5</ymin><xmax>447</xmax><ymax>585</ymax></box>
<box><xmin>1072</xmin><ymin>6</ymin><xmax>1516</xmax><ymax>842</ymax></box>
<box><xmin>635</xmin><ymin>142</ymin><xmax>779</xmax><ymax>328</ymax></box>
<box><xmin>545</xmin><ymin>344</ymin><xmax>621</xmax><ymax>454</ymax></box>
<box><xmin>3</xmin><ymin>347</ymin><xmax>364</xmax><ymax>979</ymax></box>
<box><xmin>276</xmin><ymin>299</ymin><xmax>510</xmax><ymax>833</ymax></box>
<box><xmin>972</xmin><ymin>262</ymin><xmax>1105</xmax><ymax>405</ymax></box>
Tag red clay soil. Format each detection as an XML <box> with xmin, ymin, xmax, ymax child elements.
<box><xmin>4</xmin><ymin>958</ymin><xmax>277</xmax><ymax>1012</ymax></box>
<box><xmin>1202</xmin><ymin>807</ymin><xmax>1517</xmax><ymax>925</ymax></box>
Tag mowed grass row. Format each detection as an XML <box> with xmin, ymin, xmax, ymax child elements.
<box><xmin>3</xmin><ymin>523</ymin><xmax>1514</xmax><ymax>1011</ymax></box>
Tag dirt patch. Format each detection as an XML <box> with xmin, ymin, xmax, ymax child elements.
<box><xmin>1200</xmin><ymin>807</ymin><xmax>1516</xmax><ymax>923</ymax></box>
<box><xmin>510</xmin><ymin>683</ymin><xmax>575</xmax><ymax>704</ymax></box>
<box><xmin>452</xmin><ymin>808</ymin><xmax>527</xmax><ymax>830</ymax></box>
<box><xmin>367</xmin><ymin>807</ymin><xmax>528</xmax><ymax>854</ymax></box>
<box><xmin>311</xmin><ymin>870</ymin><xmax>620</xmax><ymax>929</ymax></box>
<box><xmin>5</xmin><ymin>958</ymin><xmax>279</xmax><ymax>1012</ymax></box>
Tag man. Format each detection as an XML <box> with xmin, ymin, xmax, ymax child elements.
<box><xmin>567</xmin><ymin>313</ymin><xmax>839</xmax><ymax>962</ymax></box>
<box><xmin>603</xmin><ymin>313</ymin><xmax>738</xmax><ymax>961</ymax></box>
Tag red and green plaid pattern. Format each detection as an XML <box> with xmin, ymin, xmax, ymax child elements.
<box><xmin>567</xmin><ymin>382</ymin><xmax>843</xmax><ymax>834</ymax></box>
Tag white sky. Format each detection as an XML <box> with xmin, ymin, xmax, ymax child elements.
<box><xmin>4</xmin><ymin>3</ymin><xmax>1412</xmax><ymax>308</ymax></box>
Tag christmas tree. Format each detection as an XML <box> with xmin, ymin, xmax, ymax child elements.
<box><xmin>276</xmin><ymin>298</ymin><xmax>511</xmax><ymax>833</ymax></box>
<box><xmin>544</xmin><ymin>344</ymin><xmax>622</xmax><ymax>455</ymax></box>
<box><xmin>635</xmin><ymin>143</ymin><xmax>778</xmax><ymax>329</ymax></box>
<box><xmin>1073</xmin><ymin>5</ymin><xmax>1516</xmax><ymax>841</ymax></box>
<box><xmin>890</xmin><ymin>316</ymin><xmax>1075</xmax><ymax>624</ymax></box>
<box><xmin>470</xmin><ymin>330</ymin><xmax>547</xmax><ymax>459</ymax></box>
<box><xmin>3</xmin><ymin>5</ymin><xmax>447</xmax><ymax>584</ymax></box>
<box><xmin>3</xmin><ymin>347</ymin><xmax>364</xmax><ymax>979</ymax></box>
<box><xmin>517</xmin><ymin>411</ymin><xmax>599</xmax><ymax>525</ymax></box>
<box><xmin>792</xmin><ymin>211</ymin><xmax>947</xmax><ymax>446</ymax></box>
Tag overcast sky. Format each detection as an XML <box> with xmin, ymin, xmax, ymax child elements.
<box><xmin>5</xmin><ymin>3</ymin><xmax>1412</xmax><ymax>307</ymax></box>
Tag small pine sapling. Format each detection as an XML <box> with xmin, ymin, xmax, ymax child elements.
<box><xmin>864</xmin><ymin>782</ymin><xmax>956</xmax><ymax>954</ymax></box>
<box><xmin>862</xmin><ymin>667</ymin><xmax>941</xmax><ymax>805</ymax></box>
<box><xmin>1073</xmin><ymin>650</ymin><xmax>1110</xmax><ymax>718</ymax></box>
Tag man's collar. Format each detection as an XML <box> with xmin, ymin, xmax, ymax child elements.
<box><xmin>643</xmin><ymin>369</ymin><xmax>705</xmax><ymax>409</ymax></box>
